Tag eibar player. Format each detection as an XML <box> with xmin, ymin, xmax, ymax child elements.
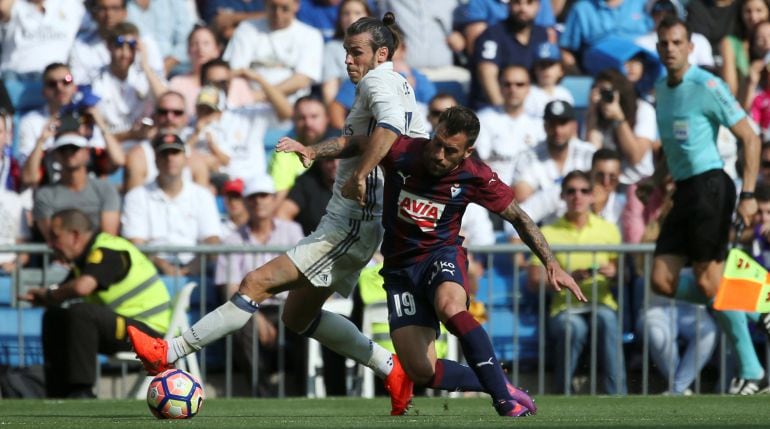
<box><xmin>277</xmin><ymin>106</ymin><xmax>586</xmax><ymax>416</ymax></box>
<box><xmin>129</xmin><ymin>13</ymin><xmax>425</xmax><ymax>415</ymax></box>
<box><xmin>651</xmin><ymin>16</ymin><xmax>766</xmax><ymax>394</ymax></box>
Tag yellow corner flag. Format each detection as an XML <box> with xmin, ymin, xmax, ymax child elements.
<box><xmin>714</xmin><ymin>248</ymin><xmax>770</xmax><ymax>312</ymax></box>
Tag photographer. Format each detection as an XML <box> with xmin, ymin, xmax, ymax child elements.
<box><xmin>585</xmin><ymin>68</ymin><xmax>657</xmax><ymax>185</ymax></box>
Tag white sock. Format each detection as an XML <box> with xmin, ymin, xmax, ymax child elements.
<box><xmin>308</xmin><ymin>310</ymin><xmax>394</xmax><ymax>379</ymax></box>
<box><xmin>167</xmin><ymin>294</ymin><xmax>258</xmax><ymax>363</ymax></box>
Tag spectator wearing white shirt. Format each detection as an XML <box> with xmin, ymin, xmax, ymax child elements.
<box><xmin>0</xmin><ymin>0</ymin><xmax>85</xmax><ymax>77</ymax></box>
<box><xmin>590</xmin><ymin>148</ymin><xmax>626</xmax><ymax>229</ymax></box>
<box><xmin>69</xmin><ymin>0</ymin><xmax>165</xmax><ymax>85</ymax></box>
<box><xmin>510</xmin><ymin>100</ymin><xmax>596</xmax><ymax>228</ymax></box>
<box><xmin>525</xmin><ymin>42</ymin><xmax>575</xmax><ymax>119</ymax></box>
<box><xmin>475</xmin><ymin>64</ymin><xmax>545</xmax><ymax>185</ymax></box>
<box><xmin>121</xmin><ymin>133</ymin><xmax>222</xmax><ymax>276</ymax></box>
<box><xmin>585</xmin><ymin>68</ymin><xmax>656</xmax><ymax>185</ymax></box>
<box><xmin>91</xmin><ymin>22</ymin><xmax>168</xmax><ymax>145</ymax></box>
<box><xmin>126</xmin><ymin>0</ymin><xmax>195</xmax><ymax>76</ymax></box>
<box><xmin>223</xmin><ymin>0</ymin><xmax>323</xmax><ymax>104</ymax></box>
<box><xmin>0</xmin><ymin>113</ymin><xmax>31</xmax><ymax>274</ymax></box>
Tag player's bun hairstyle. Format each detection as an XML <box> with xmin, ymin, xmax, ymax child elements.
<box><xmin>437</xmin><ymin>106</ymin><xmax>481</xmax><ymax>147</ymax></box>
<box><xmin>346</xmin><ymin>12</ymin><xmax>400</xmax><ymax>60</ymax></box>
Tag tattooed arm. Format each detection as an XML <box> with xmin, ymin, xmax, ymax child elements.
<box><xmin>499</xmin><ymin>200</ymin><xmax>588</xmax><ymax>302</ymax></box>
<box><xmin>275</xmin><ymin>135</ymin><xmax>367</xmax><ymax>167</ymax></box>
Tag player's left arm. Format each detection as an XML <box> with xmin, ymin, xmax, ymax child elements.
<box><xmin>499</xmin><ymin>200</ymin><xmax>587</xmax><ymax>302</ymax></box>
<box><xmin>732</xmin><ymin>117</ymin><xmax>760</xmax><ymax>225</ymax></box>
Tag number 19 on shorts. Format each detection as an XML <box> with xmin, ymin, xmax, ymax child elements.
<box><xmin>392</xmin><ymin>292</ymin><xmax>416</xmax><ymax>317</ymax></box>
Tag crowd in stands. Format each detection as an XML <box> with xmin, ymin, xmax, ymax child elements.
<box><xmin>3</xmin><ymin>0</ymin><xmax>770</xmax><ymax>396</ymax></box>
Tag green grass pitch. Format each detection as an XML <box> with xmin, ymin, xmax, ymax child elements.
<box><xmin>1</xmin><ymin>396</ymin><xmax>769</xmax><ymax>428</ymax></box>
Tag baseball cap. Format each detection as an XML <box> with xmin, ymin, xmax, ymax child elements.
<box><xmin>222</xmin><ymin>178</ymin><xmax>244</xmax><ymax>196</ymax></box>
<box><xmin>243</xmin><ymin>175</ymin><xmax>276</xmax><ymax>197</ymax></box>
<box><xmin>534</xmin><ymin>42</ymin><xmax>562</xmax><ymax>63</ymax></box>
<box><xmin>153</xmin><ymin>132</ymin><xmax>185</xmax><ymax>152</ymax></box>
<box><xmin>196</xmin><ymin>85</ymin><xmax>222</xmax><ymax>111</ymax></box>
<box><xmin>647</xmin><ymin>0</ymin><xmax>684</xmax><ymax>19</ymax></box>
<box><xmin>52</xmin><ymin>132</ymin><xmax>88</xmax><ymax>150</ymax></box>
<box><xmin>543</xmin><ymin>100</ymin><xmax>575</xmax><ymax>121</ymax></box>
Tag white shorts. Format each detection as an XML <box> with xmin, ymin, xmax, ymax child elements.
<box><xmin>286</xmin><ymin>213</ymin><xmax>384</xmax><ymax>297</ymax></box>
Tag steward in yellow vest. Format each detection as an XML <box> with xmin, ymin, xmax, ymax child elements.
<box><xmin>20</xmin><ymin>209</ymin><xmax>171</xmax><ymax>398</ymax></box>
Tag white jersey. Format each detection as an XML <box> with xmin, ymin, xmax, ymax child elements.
<box><xmin>326</xmin><ymin>62</ymin><xmax>428</xmax><ymax>221</ymax></box>
<box><xmin>475</xmin><ymin>107</ymin><xmax>545</xmax><ymax>185</ymax></box>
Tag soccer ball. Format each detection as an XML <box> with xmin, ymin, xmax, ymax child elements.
<box><xmin>146</xmin><ymin>369</ymin><xmax>204</xmax><ymax>419</ymax></box>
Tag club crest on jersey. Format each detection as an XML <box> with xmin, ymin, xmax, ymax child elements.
<box><xmin>398</xmin><ymin>189</ymin><xmax>446</xmax><ymax>232</ymax></box>
<box><xmin>450</xmin><ymin>183</ymin><xmax>461</xmax><ymax>198</ymax></box>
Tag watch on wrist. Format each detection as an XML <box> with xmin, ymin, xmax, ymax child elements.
<box><xmin>739</xmin><ymin>191</ymin><xmax>756</xmax><ymax>200</ymax></box>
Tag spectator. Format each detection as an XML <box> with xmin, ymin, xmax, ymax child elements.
<box><xmin>635</xmin><ymin>0</ymin><xmax>715</xmax><ymax>69</ymax></box>
<box><xmin>0</xmin><ymin>113</ymin><xmax>30</xmax><ymax>274</ymax></box>
<box><xmin>223</xmin><ymin>0</ymin><xmax>323</xmax><ymax>104</ymax></box>
<box><xmin>200</xmin><ymin>0</ymin><xmax>265</xmax><ymax>41</ymax></box>
<box><xmin>0</xmin><ymin>0</ymin><xmax>85</xmax><ymax>78</ymax></box>
<box><xmin>296</xmin><ymin>0</ymin><xmax>342</xmax><ymax>41</ymax></box>
<box><xmin>187</xmin><ymin>68</ymin><xmax>291</xmax><ymax>182</ymax></box>
<box><xmin>91</xmin><ymin>22</ymin><xmax>169</xmax><ymax>144</ymax></box>
<box><xmin>510</xmin><ymin>100</ymin><xmax>595</xmax><ymax>226</ymax></box>
<box><xmin>276</xmin><ymin>158</ymin><xmax>337</xmax><ymax>235</ymax></box>
<box><xmin>219</xmin><ymin>178</ymin><xmax>249</xmax><ymax>235</ymax></box>
<box><xmin>127</xmin><ymin>0</ymin><xmax>196</xmax><ymax>76</ymax></box>
<box><xmin>186</xmin><ymin>85</ymin><xmax>235</xmax><ymax>175</ymax></box>
<box><xmin>168</xmin><ymin>25</ymin><xmax>255</xmax><ymax>116</ymax></box>
<box><xmin>375</xmin><ymin>0</ymin><xmax>465</xmax><ymax>73</ymax></box>
<box><xmin>559</xmin><ymin>0</ymin><xmax>652</xmax><ymax>70</ymax></box>
<box><xmin>269</xmin><ymin>96</ymin><xmax>337</xmax><ymax>203</ymax></box>
<box><xmin>20</xmin><ymin>209</ymin><xmax>171</xmax><ymax>398</ymax></box>
<box><xmin>721</xmin><ymin>0</ymin><xmax>770</xmax><ymax>96</ymax></box>
<box><xmin>121</xmin><ymin>133</ymin><xmax>222</xmax><ymax>276</ymax></box>
<box><xmin>759</xmin><ymin>141</ymin><xmax>770</xmax><ymax>183</ymax></box>
<box><xmin>741</xmin><ymin>20</ymin><xmax>770</xmax><ymax>111</ymax></box>
<box><xmin>390</xmin><ymin>24</ymin><xmax>438</xmax><ymax>106</ymax></box>
<box><xmin>214</xmin><ymin>174</ymin><xmax>305</xmax><ymax>396</ymax></box>
<box><xmin>585</xmin><ymin>68</ymin><xmax>656</xmax><ymax>185</ymax></box>
<box><xmin>453</xmin><ymin>0</ymin><xmax>556</xmax><ymax>57</ymax></box>
<box><xmin>32</xmin><ymin>132</ymin><xmax>121</xmax><ymax>241</ymax></box>
<box><xmin>425</xmin><ymin>92</ymin><xmax>459</xmax><ymax>132</ymax></box>
<box><xmin>590</xmin><ymin>148</ymin><xmax>625</xmax><ymax>228</ymax></box>
<box><xmin>524</xmin><ymin>42</ymin><xmax>574</xmax><ymax>119</ymax></box>
<box><xmin>321</xmin><ymin>0</ymin><xmax>372</xmax><ymax>104</ymax></box>
<box><xmin>470</xmin><ymin>0</ymin><xmax>553</xmax><ymax>108</ymax></box>
<box><xmin>475</xmin><ymin>65</ymin><xmax>545</xmax><ymax>186</ymax></box>
<box><xmin>123</xmin><ymin>90</ymin><xmax>211</xmax><ymax>191</ymax></box>
<box><xmin>527</xmin><ymin>170</ymin><xmax>626</xmax><ymax>395</ymax></box>
<box><xmin>687</xmin><ymin>0</ymin><xmax>739</xmax><ymax>67</ymax></box>
<box><xmin>69</xmin><ymin>0</ymin><xmax>165</xmax><ymax>85</ymax></box>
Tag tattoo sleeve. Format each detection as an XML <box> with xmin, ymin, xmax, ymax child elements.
<box><xmin>500</xmin><ymin>200</ymin><xmax>556</xmax><ymax>266</ymax></box>
<box><xmin>310</xmin><ymin>136</ymin><xmax>364</xmax><ymax>159</ymax></box>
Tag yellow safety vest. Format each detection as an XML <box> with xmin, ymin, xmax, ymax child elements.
<box><xmin>76</xmin><ymin>233</ymin><xmax>171</xmax><ymax>334</ymax></box>
<box><xmin>359</xmin><ymin>263</ymin><xmax>449</xmax><ymax>358</ymax></box>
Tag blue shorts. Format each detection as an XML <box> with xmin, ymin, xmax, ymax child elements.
<box><xmin>381</xmin><ymin>246</ymin><xmax>469</xmax><ymax>338</ymax></box>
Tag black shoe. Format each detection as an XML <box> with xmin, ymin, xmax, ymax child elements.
<box><xmin>728</xmin><ymin>376</ymin><xmax>770</xmax><ymax>395</ymax></box>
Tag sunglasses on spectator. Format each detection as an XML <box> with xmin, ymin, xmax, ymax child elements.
<box><xmin>428</xmin><ymin>109</ymin><xmax>443</xmax><ymax>117</ymax></box>
<box><xmin>156</xmin><ymin>108</ymin><xmax>185</xmax><ymax>117</ymax></box>
<box><xmin>593</xmin><ymin>172</ymin><xmax>619</xmax><ymax>182</ymax></box>
<box><xmin>45</xmin><ymin>74</ymin><xmax>73</xmax><ymax>89</ymax></box>
<box><xmin>205</xmin><ymin>79</ymin><xmax>229</xmax><ymax>89</ymax></box>
<box><xmin>501</xmin><ymin>80</ymin><xmax>528</xmax><ymax>88</ymax></box>
<box><xmin>113</xmin><ymin>35</ymin><xmax>138</xmax><ymax>49</ymax></box>
<box><xmin>565</xmin><ymin>187</ymin><xmax>592</xmax><ymax>195</ymax></box>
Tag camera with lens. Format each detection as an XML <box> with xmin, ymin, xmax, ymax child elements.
<box><xmin>600</xmin><ymin>87</ymin><xmax>615</xmax><ymax>103</ymax></box>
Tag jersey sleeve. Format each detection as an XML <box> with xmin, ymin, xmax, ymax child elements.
<box><xmin>473</xmin><ymin>161</ymin><xmax>515</xmax><ymax>213</ymax></box>
<box><xmin>705</xmin><ymin>76</ymin><xmax>746</xmax><ymax>128</ymax></box>
<box><xmin>79</xmin><ymin>247</ymin><xmax>131</xmax><ymax>290</ymax></box>
<box><xmin>359</xmin><ymin>73</ymin><xmax>406</xmax><ymax>135</ymax></box>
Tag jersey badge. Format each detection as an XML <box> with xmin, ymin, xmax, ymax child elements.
<box><xmin>397</xmin><ymin>171</ymin><xmax>411</xmax><ymax>185</ymax></box>
<box><xmin>450</xmin><ymin>183</ymin><xmax>462</xmax><ymax>198</ymax></box>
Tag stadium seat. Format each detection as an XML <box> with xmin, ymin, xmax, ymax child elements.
<box><xmin>3</xmin><ymin>79</ymin><xmax>45</xmax><ymax>113</ymax></box>
<box><xmin>0</xmin><ymin>306</ymin><xmax>44</xmax><ymax>367</ymax></box>
<box><xmin>484</xmin><ymin>308</ymin><xmax>539</xmax><ymax>363</ymax></box>
<box><xmin>0</xmin><ymin>275</ymin><xmax>11</xmax><ymax>305</ymax></box>
<box><xmin>107</xmin><ymin>281</ymin><xmax>201</xmax><ymax>399</ymax></box>
<box><xmin>561</xmin><ymin>76</ymin><xmax>594</xmax><ymax>109</ymax></box>
<box><xmin>433</xmin><ymin>80</ymin><xmax>469</xmax><ymax>106</ymax></box>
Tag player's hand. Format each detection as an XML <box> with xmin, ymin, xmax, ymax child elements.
<box><xmin>276</xmin><ymin>137</ymin><xmax>315</xmax><ymax>168</ymax></box>
<box><xmin>341</xmin><ymin>175</ymin><xmax>367</xmax><ymax>207</ymax></box>
<box><xmin>738</xmin><ymin>198</ymin><xmax>758</xmax><ymax>227</ymax></box>
<box><xmin>548</xmin><ymin>262</ymin><xmax>588</xmax><ymax>302</ymax></box>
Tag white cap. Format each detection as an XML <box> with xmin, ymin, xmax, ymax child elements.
<box><xmin>52</xmin><ymin>133</ymin><xmax>88</xmax><ymax>149</ymax></box>
<box><xmin>243</xmin><ymin>174</ymin><xmax>276</xmax><ymax>197</ymax></box>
